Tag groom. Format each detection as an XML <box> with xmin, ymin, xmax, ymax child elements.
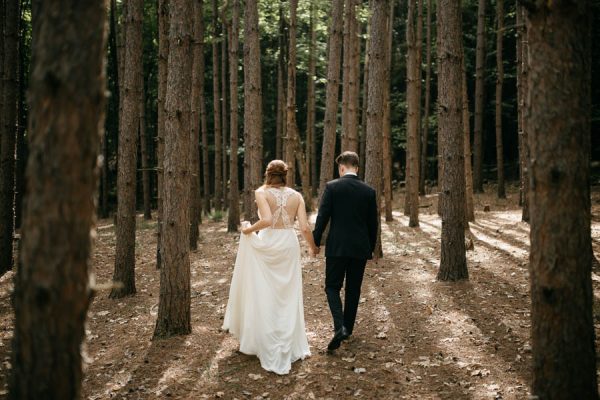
<box><xmin>313</xmin><ymin>151</ymin><xmax>379</xmax><ymax>352</ymax></box>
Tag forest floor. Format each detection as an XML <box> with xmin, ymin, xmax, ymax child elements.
<box><xmin>2</xmin><ymin>184</ymin><xmax>600</xmax><ymax>400</ymax></box>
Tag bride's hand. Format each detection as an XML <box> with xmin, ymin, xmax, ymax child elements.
<box><xmin>241</xmin><ymin>221</ymin><xmax>252</xmax><ymax>235</ymax></box>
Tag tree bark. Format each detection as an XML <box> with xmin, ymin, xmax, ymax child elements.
<box><xmin>382</xmin><ymin>0</ymin><xmax>393</xmax><ymax>222</ymax></box>
<box><xmin>436</xmin><ymin>0</ymin><xmax>467</xmax><ymax>281</ymax></box>
<box><xmin>517</xmin><ymin>6</ymin><xmax>529</xmax><ymax>222</ymax></box>
<box><xmin>419</xmin><ymin>0</ymin><xmax>433</xmax><ymax>195</ymax></box>
<box><xmin>341</xmin><ymin>0</ymin><xmax>359</xmax><ymax>152</ymax></box>
<box><xmin>495</xmin><ymin>0</ymin><xmax>505</xmax><ymax>198</ymax></box>
<box><xmin>463</xmin><ymin>59</ymin><xmax>475</xmax><ymax>223</ymax></box>
<box><xmin>359</xmin><ymin>17</ymin><xmax>369</xmax><ymax>180</ymax></box>
<box><xmin>0</xmin><ymin>0</ymin><xmax>4</xmax><ymax>153</ymax></box>
<box><xmin>365</xmin><ymin>0</ymin><xmax>388</xmax><ymax>259</ymax></box>
<box><xmin>140</xmin><ymin>75</ymin><xmax>152</xmax><ymax>220</ymax></box>
<box><xmin>227</xmin><ymin>0</ymin><xmax>240</xmax><ymax>233</ymax></box>
<box><xmin>221</xmin><ymin>18</ymin><xmax>228</xmax><ymax>210</ymax></box>
<box><xmin>285</xmin><ymin>0</ymin><xmax>299</xmax><ymax>187</ymax></box>
<box><xmin>318</xmin><ymin>0</ymin><xmax>344</xmax><ymax>202</ymax></box>
<box><xmin>307</xmin><ymin>1</ymin><xmax>317</xmax><ymax>195</ymax></box>
<box><xmin>212</xmin><ymin>0</ymin><xmax>223</xmax><ymax>212</ymax></box>
<box><xmin>15</xmin><ymin>5</ymin><xmax>27</xmax><ymax>230</ymax></box>
<box><xmin>157</xmin><ymin>0</ymin><xmax>170</xmax><ymax>269</ymax></box>
<box><xmin>9</xmin><ymin>1</ymin><xmax>107</xmax><ymax>395</ymax></box>
<box><xmin>154</xmin><ymin>0</ymin><xmax>193</xmax><ymax>338</ymax></box>
<box><xmin>0</xmin><ymin>0</ymin><xmax>18</xmax><ymax>276</ymax></box>
<box><xmin>415</xmin><ymin>0</ymin><xmax>423</xmax><ymax>196</ymax></box>
<box><xmin>275</xmin><ymin>0</ymin><xmax>286</xmax><ymax>161</ymax></box>
<box><xmin>201</xmin><ymin>10</ymin><xmax>210</xmax><ymax>216</ymax></box>
<box><xmin>348</xmin><ymin>0</ymin><xmax>360</xmax><ymax>153</ymax></box>
<box><xmin>111</xmin><ymin>0</ymin><xmax>143</xmax><ymax>298</ymax></box>
<box><xmin>117</xmin><ymin>0</ymin><xmax>127</xmax><ymax>130</ymax></box>
<box><xmin>341</xmin><ymin>0</ymin><xmax>350</xmax><ymax>149</ymax></box>
<box><xmin>243</xmin><ymin>0</ymin><xmax>263</xmax><ymax>222</ymax></box>
<box><xmin>527</xmin><ymin>2</ymin><xmax>597</xmax><ymax>398</ymax></box>
<box><xmin>405</xmin><ymin>0</ymin><xmax>420</xmax><ymax>227</ymax></box>
<box><xmin>190</xmin><ymin>0</ymin><xmax>204</xmax><ymax>250</ymax></box>
<box><xmin>284</xmin><ymin>0</ymin><xmax>312</xmax><ymax>208</ymax></box>
<box><xmin>472</xmin><ymin>0</ymin><xmax>485</xmax><ymax>193</ymax></box>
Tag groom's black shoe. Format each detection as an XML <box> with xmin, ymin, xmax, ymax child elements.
<box><xmin>327</xmin><ymin>326</ymin><xmax>350</xmax><ymax>352</ymax></box>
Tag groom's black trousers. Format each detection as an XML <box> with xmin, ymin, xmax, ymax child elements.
<box><xmin>325</xmin><ymin>256</ymin><xmax>367</xmax><ymax>334</ymax></box>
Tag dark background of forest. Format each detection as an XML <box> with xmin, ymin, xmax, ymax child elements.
<box><xmin>10</xmin><ymin>0</ymin><xmax>600</xmax><ymax>217</ymax></box>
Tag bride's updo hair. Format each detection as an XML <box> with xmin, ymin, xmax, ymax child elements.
<box><xmin>264</xmin><ymin>160</ymin><xmax>288</xmax><ymax>187</ymax></box>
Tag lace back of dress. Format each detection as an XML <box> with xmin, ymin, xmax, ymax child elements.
<box><xmin>266</xmin><ymin>187</ymin><xmax>296</xmax><ymax>229</ymax></box>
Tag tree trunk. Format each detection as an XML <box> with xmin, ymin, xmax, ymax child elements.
<box><xmin>154</xmin><ymin>0</ymin><xmax>193</xmax><ymax>338</ymax></box>
<box><xmin>436</xmin><ymin>0</ymin><xmax>467</xmax><ymax>281</ymax></box>
<box><xmin>212</xmin><ymin>0</ymin><xmax>222</xmax><ymax>212</ymax></box>
<box><xmin>463</xmin><ymin>60</ymin><xmax>475</xmax><ymax>223</ymax></box>
<box><xmin>415</xmin><ymin>0</ymin><xmax>423</xmax><ymax>196</ymax></box>
<box><xmin>157</xmin><ymin>0</ymin><xmax>169</xmax><ymax>269</ymax></box>
<box><xmin>118</xmin><ymin>0</ymin><xmax>127</xmax><ymax>130</ymax></box>
<box><xmin>382</xmin><ymin>1</ymin><xmax>393</xmax><ymax>222</ymax></box>
<box><xmin>472</xmin><ymin>0</ymin><xmax>485</xmax><ymax>193</ymax></box>
<box><xmin>527</xmin><ymin>2</ymin><xmax>597</xmax><ymax>398</ymax></box>
<box><xmin>15</xmin><ymin>7</ymin><xmax>27</xmax><ymax>231</ymax></box>
<box><xmin>318</xmin><ymin>0</ymin><xmax>344</xmax><ymax>202</ymax></box>
<box><xmin>419</xmin><ymin>0</ymin><xmax>433</xmax><ymax>195</ymax></box>
<box><xmin>276</xmin><ymin>59</ymin><xmax>284</xmax><ymax>161</ymax></box>
<box><xmin>341</xmin><ymin>0</ymin><xmax>359</xmax><ymax>152</ymax></box>
<box><xmin>285</xmin><ymin>0</ymin><xmax>299</xmax><ymax>187</ymax></box>
<box><xmin>227</xmin><ymin>0</ymin><xmax>240</xmax><ymax>233</ymax></box>
<box><xmin>9</xmin><ymin>1</ymin><xmax>107</xmax><ymax>395</ymax></box>
<box><xmin>243</xmin><ymin>0</ymin><xmax>263</xmax><ymax>222</ymax></box>
<box><xmin>307</xmin><ymin>1</ymin><xmax>317</xmax><ymax>195</ymax></box>
<box><xmin>190</xmin><ymin>0</ymin><xmax>204</xmax><ymax>250</ymax></box>
<box><xmin>517</xmin><ymin>6</ymin><xmax>529</xmax><ymax>222</ymax></box>
<box><xmin>365</xmin><ymin>0</ymin><xmax>388</xmax><ymax>259</ymax></box>
<box><xmin>405</xmin><ymin>0</ymin><xmax>420</xmax><ymax>227</ymax></box>
<box><xmin>201</xmin><ymin>11</ymin><xmax>210</xmax><ymax>216</ymax></box>
<box><xmin>283</xmin><ymin>0</ymin><xmax>312</xmax><ymax>208</ymax></box>
<box><xmin>348</xmin><ymin>0</ymin><xmax>360</xmax><ymax>153</ymax></box>
<box><xmin>341</xmin><ymin>0</ymin><xmax>350</xmax><ymax>149</ymax></box>
<box><xmin>0</xmin><ymin>0</ymin><xmax>19</xmax><ymax>276</ymax></box>
<box><xmin>140</xmin><ymin>75</ymin><xmax>152</xmax><ymax>220</ymax></box>
<box><xmin>111</xmin><ymin>0</ymin><xmax>143</xmax><ymax>298</ymax></box>
<box><xmin>221</xmin><ymin>21</ymin><xmax>228</xmax><ymax>210</ymax></box>
<box><xmin>359</xmin><ymin>18</ymin><xmax>369</xmax><ymax>180</ymax></box>
<box><xmin>495</xmin><ymin>0</ymin><xmax>505</xmax><ymax>198</ymax></box>
<box><xmin>275</xmin><ymin>1</ymin><xmax>286</xmax><ymax>161</ymax></box>
<box><xmin>0</xmin><ymin>0</ymin><xmax>4</xmax><ymax>154</ymax></box>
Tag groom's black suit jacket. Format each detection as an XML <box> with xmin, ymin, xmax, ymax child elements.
<box><xmin>313</xmin><ymin>174</ymin><xmax>379</xmax><ymax>260</ymax></box>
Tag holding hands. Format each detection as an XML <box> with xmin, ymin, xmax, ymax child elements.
<box><xmin>309</xmin><ymin>245</ymin><xmax>320</xmax><ymax>258</ymax></box>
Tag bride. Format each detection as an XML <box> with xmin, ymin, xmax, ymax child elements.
<box><xmin>222</xmin><ymin>160</ymin><xmax>318</xmax><ymax>375</ymax></box>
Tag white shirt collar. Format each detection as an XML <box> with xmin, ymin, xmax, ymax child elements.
<box><xmin>343</xmin><ymin>172</ymin><xmax>358</xmax><ymax>176</ymax></box>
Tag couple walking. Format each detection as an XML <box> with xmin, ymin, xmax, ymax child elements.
<box><xmin>222</xmin><ymin>151</ymin><xmax>379</xmax><ymax>375</ymax></box>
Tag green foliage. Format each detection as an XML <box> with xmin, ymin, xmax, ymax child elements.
<box><xmin>211</xmin><ymin>210</ymin><xmax>225</xmax><ymax>222</ymax></box>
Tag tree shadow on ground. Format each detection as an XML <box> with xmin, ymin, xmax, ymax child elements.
<box><xmin>380</xmin><ymin>217</ymin><xmax>531</xmax><ymax>398</ymax></box>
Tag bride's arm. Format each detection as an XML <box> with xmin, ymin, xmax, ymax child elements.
<box><xmin>241</xmin><ymin>190</ymin><xmax>273</xmax><ymax>234</ymax></box>
<box><xmin>297</xmin><ymin>195</ymin><xmax>319</xmax><ymax>255</ymax></box>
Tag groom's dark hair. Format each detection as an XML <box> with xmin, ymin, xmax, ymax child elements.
<box><xmin>335</xmin><ymin>151</ymin><xmax>359</xmax><ymax>168</ymax></box>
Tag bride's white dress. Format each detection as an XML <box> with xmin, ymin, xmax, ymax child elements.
<box><xmin>222</xmin><ymin>187</ymin><xmax>311</xmax><ymax>375</ymax></box>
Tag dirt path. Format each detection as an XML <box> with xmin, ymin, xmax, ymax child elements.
<box><xmin>1</xmin><ymin>186</ymin><xmax>600</xmax><ymax>399</ymax></box>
